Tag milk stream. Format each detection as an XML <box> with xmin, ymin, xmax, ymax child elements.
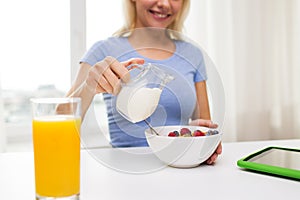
<box><xmin>116</xmin><ymin>87</ymin><xmax>162</xmax><ymax>123</ymax></box>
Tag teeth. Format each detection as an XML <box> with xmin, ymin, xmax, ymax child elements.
<box><xmin>155</xmin><ymin>13</ymin><xmax>167</xmax><ymax>18</ymax></box>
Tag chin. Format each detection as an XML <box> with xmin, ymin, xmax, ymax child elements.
<box><xmin>147</xmin><ymin>23</ymin><xmax>170</xmax><ymax>29</ymax></box>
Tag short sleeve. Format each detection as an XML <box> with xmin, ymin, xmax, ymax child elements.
<box><xmin>80</xmin><ymin>41</ymin><xmax>106</xmax><ymax>66</ymax></box>
<box><xmin>194</xmin><ymin>51</ymin><xmax>207</xmax><ymax>82</ymax></box>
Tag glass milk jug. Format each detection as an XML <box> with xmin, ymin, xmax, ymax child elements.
<box><xmin>116</xmin><ymin>63</ymin><xmax>174</xmax><ymax>123</ymax></box>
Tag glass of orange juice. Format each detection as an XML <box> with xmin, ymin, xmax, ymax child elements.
<box><xmin>31</xmin><ymin>98</ymin><xmax>81</xmax><ymax>200</ymax></box>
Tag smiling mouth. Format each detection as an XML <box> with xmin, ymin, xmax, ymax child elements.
<box><xmin>149</xmin><ymin>10</ymin><xmax>171</xmax><ymax>19</ymax></box>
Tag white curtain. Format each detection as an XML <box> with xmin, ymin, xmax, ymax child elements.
<box><xmin>186</xmin><ymin>0</ymin><xmax>300</xmax><ymax>142</ymax></box>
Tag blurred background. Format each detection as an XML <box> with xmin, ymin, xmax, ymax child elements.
<box><xmin>0</xmin><ymin>0</ymin><xmax>299</xmax><ymax>152</ymax></box>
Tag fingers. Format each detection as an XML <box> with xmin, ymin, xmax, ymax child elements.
<box><xmin>189</xmin><ymin>119</ymin><xmax>218</xmax><ymax>128</ymax></box>
<box><xmin>206</xmin><ymin>143</ymin><xmax>222</xmax><ymax>165</ymax></box>
<box><xmin>122</xmin><ymin>58</ymin><xmax>145</xmax><ymax>67</ymax></box>
<box><xmin>206</xmin><ymin>152</ymin><xmax>218</xmax><ymax>165</ymax></box>
<box><xmin>105</xmin><ymin>56</ymin><xmax>130</xmax><ymax>84</ymax></box>
<box><xmin>85</xmin><ymin>57</ymin><xmax>145</xmax><ymax>95</ymax></box>
<box><xmin>85</xmin><ymin>67</ymin><xmax>108</xmax><ymax>94</ymax></box>
<box><xmin>216</xmin><ymin>142</ymin><xmax>222</xmax><ymax>154</ymax></box>
<box><xmin>121</xmin><ymin>58</ymin><xmax>145</xmax><ymax>82</ymax></box>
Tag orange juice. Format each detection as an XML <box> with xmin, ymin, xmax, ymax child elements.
<box><xmin>32</xmin><ymin>115</ymin><xmax>81</xmax><ymax>197</ymax></box>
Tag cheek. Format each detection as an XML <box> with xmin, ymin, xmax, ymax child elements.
<box><xmin>136</xmin><ymin>0</ymin><xmax>154</xmax><ymax>9</ymax></box>
<box><xmin>172</xmin><ymin>0</ymin><xmax>183</xmax><ymax>14</ymax></box>
<box><xmin>171</xmin><ymin>4</ymin><xmax>183</xmax><ymax>17</ymax></box>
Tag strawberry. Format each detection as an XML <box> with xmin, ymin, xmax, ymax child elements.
<box><xmin>168</xmin><ymin>132</ymin><xmax>177</xmax><ymax>137</ymax></box>
<box><xmin>192</xmin><ymin>130</ymin><xmax>205</xmax><ymax>137</ymax></box>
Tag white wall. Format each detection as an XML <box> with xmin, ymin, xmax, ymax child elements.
<box><xmin>0</xmin><ymin>75</ymin><xmax>6</xmax><ymax>152</ymax></box>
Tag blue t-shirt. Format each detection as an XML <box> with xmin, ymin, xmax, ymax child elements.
<box><xmin>80</xmin><ymin>37</ymin><xmax>207</xmax><ymax>147</ymax></box>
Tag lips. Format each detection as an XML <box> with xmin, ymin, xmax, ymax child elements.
<box><xmin>149</xmin><ymin>10</ymin><xmax>171</xmax><ymax>19</ymax></box>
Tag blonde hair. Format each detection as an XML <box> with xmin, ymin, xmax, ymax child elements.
<box><xmin>114</xmin><ymin>0</ymin><xmax>190</xmax><ymax>39</ymax></box>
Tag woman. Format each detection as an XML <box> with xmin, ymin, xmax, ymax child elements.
<box><xmin>67</xmin><ymin>0</ymin><xmax>222</xmax><ymax>164</ymax></box>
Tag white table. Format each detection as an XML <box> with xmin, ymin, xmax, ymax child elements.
<box><xmin>0</xmin><ymin>140</ymin><xmax>299</xmax><ymax>200</ymax></box>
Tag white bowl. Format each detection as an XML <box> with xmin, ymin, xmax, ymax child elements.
<box><xmin>145</xmin><ymin>125</ymin><xmax>222</xmax><ymax>168</ymax></box>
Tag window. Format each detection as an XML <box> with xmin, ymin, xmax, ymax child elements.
<box><xmin>0</xmin><ymin>0</ymin><xmax>70</xmax><ymax>148</ymax></box>
<box><xmin>0</xmin><ymin>0</ymin><xmax>123</xmax><ymax>150</ymax></box>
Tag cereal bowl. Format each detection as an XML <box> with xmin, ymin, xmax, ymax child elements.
<box><xmin>145</xmin><ymin>125</ymin><xmax>222</xmax><ymax>168</ymax></box>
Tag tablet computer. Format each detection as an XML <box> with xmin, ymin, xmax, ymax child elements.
<box><xmin>237</xmin><ymin>146</ymin><xmax>300</xmax><ymax>180</ymax></box>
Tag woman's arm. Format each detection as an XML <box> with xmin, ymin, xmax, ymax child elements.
<box><xmin>192</xmin><ymin>80</ymin><xmax>222</xmax><ymax>165</ymax></box>
<box><xmin>66</xmin><ymin>62</ymin><xmax>95</xmax><ymax>119</ymax></box>
<box><xmin>193</xmin><ymin>80</ymin><xmax>211</xmax><ymax>120</ymax></box>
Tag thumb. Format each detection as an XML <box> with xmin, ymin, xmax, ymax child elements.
<box><xmin>120</xmin><ymin>58</ymin><xmax>145</xmax><ymax>83</ymax></box>
<box><xmin>122</xmin><ymin>58</ymin><xmax>145</xmax><ymax>68</ymax></box>
<box><xmin>190</xmin><ymin>119</ymin><xmax>218</xmax><ymax>128</ymax></box>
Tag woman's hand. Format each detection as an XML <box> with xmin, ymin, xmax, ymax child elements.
<box><xmin>189</xmin><ymin>119</ymin><xmax>218</xmax><ymax>128</ymax></box>
<box><xmin>205</xmin><ymin>142</ymin><xmax>222</xmax><ymax>165</ymax></box>
<box><xmin>66</xmin><ymin>57</ymin><xmax>144</xmax><ymax>119</ymax></box>
<box><xmin>189</xmin><ymin>119</ymin><xmax>222</xmax><ymax>165</ymax></box>
<box><xmin>85</xmin><ymin>56</ymin><xmax>144</xmax><ymax>95</ymax></box>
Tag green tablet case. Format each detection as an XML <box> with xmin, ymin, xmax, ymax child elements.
<box><xmin>237</xmin><ymin>146</ymin><xmax>300</xmax><ymax>180</ymax></box>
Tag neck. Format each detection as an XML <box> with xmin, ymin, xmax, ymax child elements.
<box><xmin>129</xmin><ymin>27</ymin><xmax>172</xmax><ymax>48</ymax></box>
<box><xmin>127</xmin><ymin>27</ymin><xmax>176</xmax><ymax>60</ymax></box>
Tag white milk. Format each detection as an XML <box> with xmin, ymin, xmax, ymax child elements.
<box><xmin>116</xmin><ymin>87</ymin><xmax>162</xmax><ymax>123</ymax></box>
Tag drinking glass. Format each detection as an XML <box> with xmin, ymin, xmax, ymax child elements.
<box><xmin>31</xmin><ymin>98</ymin><xmax>81</xmax><ymax>200</ymax></box>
